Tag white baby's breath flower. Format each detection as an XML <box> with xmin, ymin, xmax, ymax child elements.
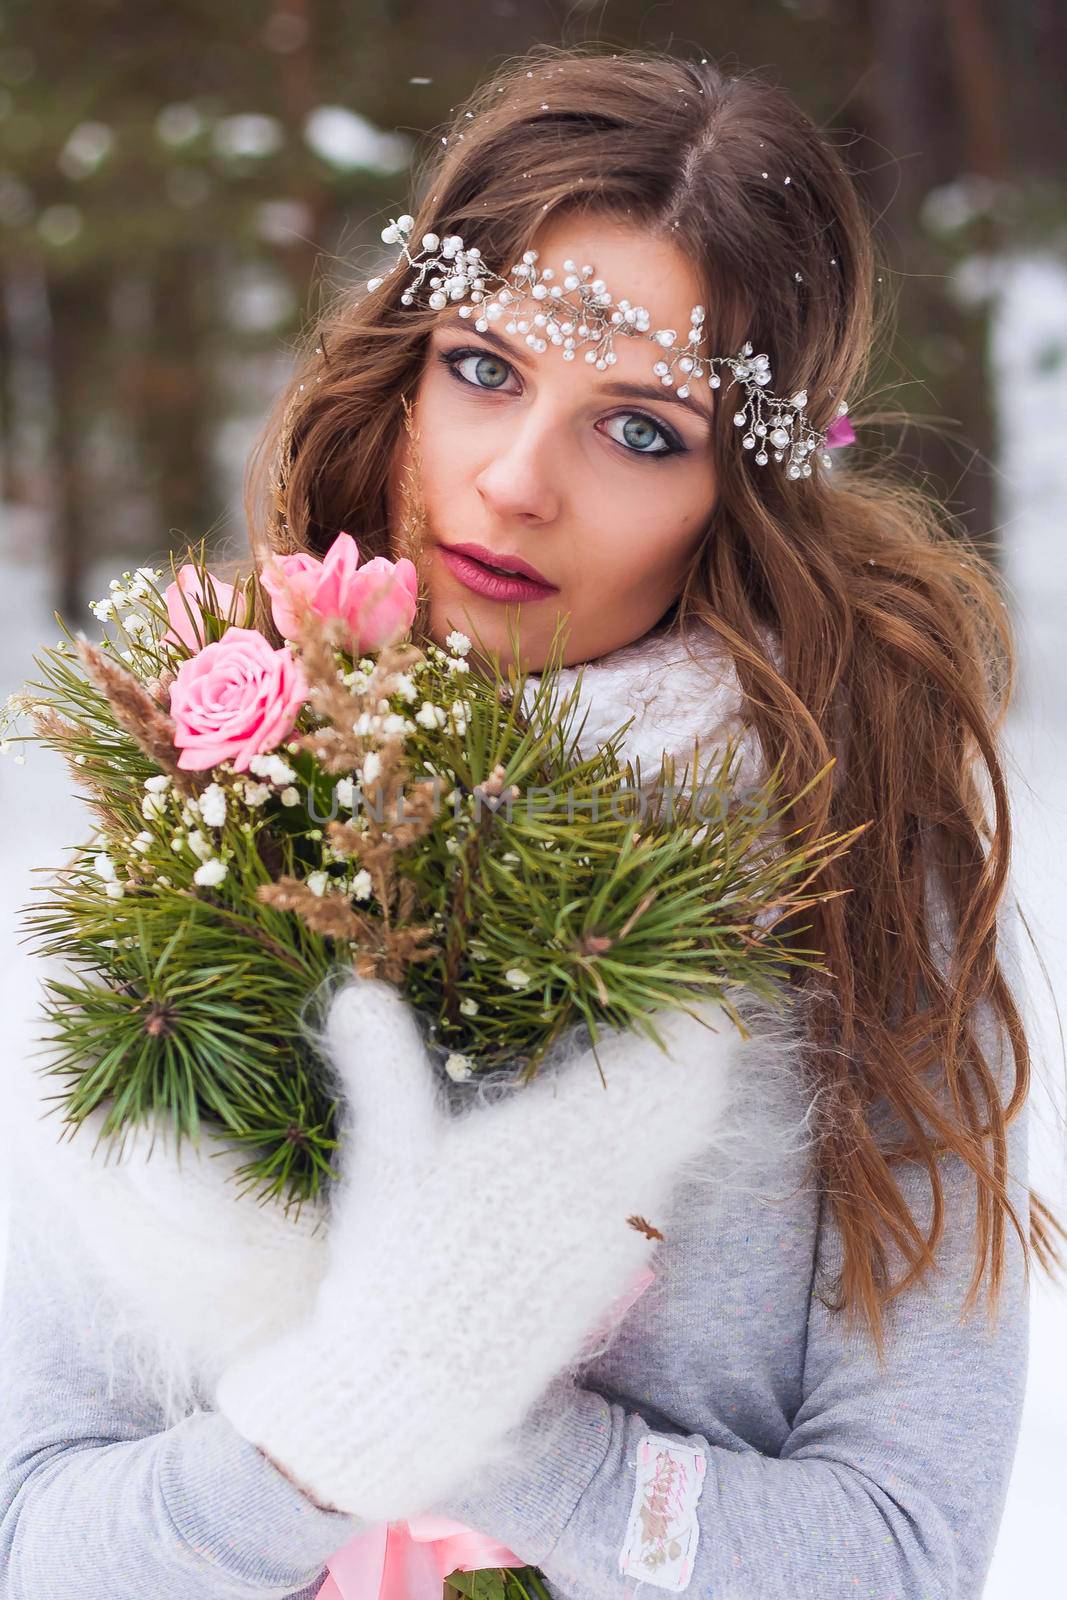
<box><xmin>170</xmin><ymin>833</ymin><xmax>186</xmax><ymax>853</ymax></box>
<box><xmin>362</xmin><ymin>751</ymin><xmax>382</xmax><ymax>784</ymax></box>
<box><xmin>334</xmin><ymin>777</ymin><xmax>354</xmax><ymax>810</ymax></box>
<box><xmin>280</xmin><ymin>786</ymin><xmax>300</xmax><ymax>806</ymax></box>
<box><xmin>350</xmin><ymin>868</ymin><xmax>372</xmax><ymax>900</ymax></box>
<box><xmin>193</xmin><ymin>858</ymin><xmax>229</xmax><ymax>888</ymax></box>
<box><xmin>444</xmin><ymin>1052</ymin><xmax>474</xmax><ymax>1082</ymax></box>
<box><xmin>459</xmin><ymin>996</ymin><xmax>480</xmax><ymax>1017</ymax></box>
<box><xmin>445</xmin><ymin>837</ymin><xmax>461</xmax><ymax>855</ymax></box>
<box><xmin>268</xmin><ymin>755</ymin><xmax>297</xmax><ymax>786</ymax></box>
<box><xmin>104</xmin><ymin>880</ymin><xmax>126</xmax><ymax>899</ymax></box>
<box><xmin>199</xmin><ymin>783</ymin><xmax>227</xmax><ymax>828</ymax></box>
<box><xmin>416</xmin><ymin>700</ymin><xmax>447</xmax><ymax>730</ymax></box>
<box><xmin>352</xmin><ymin>711</ymin><xmax>382</xmax><ymax>737</ymax></box>
<box><xmin>306</xmin><ymin>870</ymin><xmax>329</xmax><ymax>897</ymax></box>
<box><xmin>187</xmin><ymin>829</ymin><xmax>214</xmax><ymax>861</ymax></box>
<box><xmin>392</xmin><ymin>672</ymin><xmax>417</xmax><ymax>702</ymax></box>
<box><xmin>241</xmin><ymin>781</ymin><xmax>271</xmax><ymax>807</ymax></box>
<box><xmin>249</xmin><ymin>753</ymin><xmax>297</xmax><ymax>786</ymax></box>
<box><xmin>89</xmin><ymin>598</ymin><xmax>116</xmax><ymax>621</ymax></box>
<box><xmin>381</xmin><ymin>713</ymin><xmax>412</xmax><ymax>738</ymax></box>
<box><xmin>93</xmin><ymin>851</ymin><xmax>117</xmax><ymax>881</ymax></box>
<box><xmin>123</xmin><ymin>612</ymin><xmax>152</xmax><ymax>640</ymax></box>
<box><xmin>446</xmin><ymin>656</ymin><xmax>470</xmax><ymax>675</ymax></box>
<box><xmin>505</xmin><ymin>966</ymin><xmax>531</xmax><ymax>990</ymax></box>
<box><xmin>131</xmin><ymin>831</ymin><xmax>154</xmax><ymax>854</ymax></box>
<box><xmin>445</xmin><ymin>630</ymin><xmax>471</xmax><ymax>656</ymax></box>
<box><xmin>144</xmin><ymin>774</ymin><xmax>172</xmax><ymax>794</ymax></box>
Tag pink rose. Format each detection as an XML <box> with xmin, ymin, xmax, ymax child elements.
<box><xmin>169</xmin><ymin>627</ymin><xmax>308</xmax><ymax>772</ymax></box>
<box><xmin>163</xmin><ymin>564</ymin><xmax>241</xmax><ymax>653</ymax></box>
<box><xmin>261</xmin><ymin>531</ymin><xmax>417</xmax><ymax>655</ymax></box>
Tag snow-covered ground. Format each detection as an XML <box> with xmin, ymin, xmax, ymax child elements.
<box><xmin>1</xmin><ymin>251</ymin><xmax>1065</xmax><ymax>1588</ymax></box>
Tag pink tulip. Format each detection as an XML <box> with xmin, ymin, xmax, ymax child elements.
<box><xmin>261</xmin><ymin>531</ymin><xmax>418</xmax><ymax>655</ymax></box>
<box><xmin>257</xmin><ymin>551</ymin><xmax>325</xmax><ymax>642</ymax></box>
<box><xmin>162</xmin><ymin>564</ymin><xmax>241</xmax><ymax>653</ymax></box>
<box><xmin>169</xmin><ymin>627</ymin><xmax>308</xmax><ymax>773</ymax></box>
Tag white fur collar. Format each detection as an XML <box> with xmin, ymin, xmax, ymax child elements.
<box><xmin>521</xmin><ymin>615</ymin><xmax>772</xmax><ymax>795</ymax></box>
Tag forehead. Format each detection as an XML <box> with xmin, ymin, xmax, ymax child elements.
<box><xmin>525</xmin><ymin>212</ymin><xmax>708</xmax><ymax>338</ymax></box>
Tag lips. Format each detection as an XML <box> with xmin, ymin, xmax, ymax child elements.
<box><xmin>436</xmin><ymin>544</ymin><xmax>559</xmax><ymax>603</ymax></box>
<box><xmin>440</xmin><ymin>542</ymin><xmax>557</xmax><ymax>589</ymax></box>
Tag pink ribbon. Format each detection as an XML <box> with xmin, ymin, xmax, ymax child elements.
<box><xmin>316</xmin><ymin>1264</ymin><xmax>657</xmax><ymax>1598</ymax></box>
<box><xmin>316</xmin><ymin>1515</ymin><xmax>525</xmax><ymax>1600</ymax></box>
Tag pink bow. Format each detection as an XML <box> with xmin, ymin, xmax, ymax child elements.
<box><xmin>316</xmin><ymin>1516</ymin><xmax>525</xmax><ymax>1600</ymax></box>
<box><xmin>317</xmin><ymin>1263</ymin><xmax>657</xmax><ymax>1598</ymax></box>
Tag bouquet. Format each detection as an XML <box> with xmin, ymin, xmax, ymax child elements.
<box><xmin>3</xmin><ymin>532</ymin><xmax>861</xmax><ymax>1599</ymax></box>
<box><xmin>4</xmin><ymin>534</ymin><xmax>857</xmax><ymax>1199</ymax></box>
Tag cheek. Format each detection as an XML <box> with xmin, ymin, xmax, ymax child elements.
<box><xmin>584</xmin><ymin>472</ymin><xmax>712</xmax><ymax>581</ymax></box>
<box><xmin>410</xmin><ymin>375</ymin><xmax>485</xmax><ymax>501</ymax></box>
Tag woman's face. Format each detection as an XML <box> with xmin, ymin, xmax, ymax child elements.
<box><xmin>388</xmin><ymin>213</ymin><xmax>718</xmax><ymax>672</ymax></box>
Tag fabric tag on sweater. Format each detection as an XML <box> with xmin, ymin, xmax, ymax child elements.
<box><xmin>617</xmin><ymin>1433</ymin><xmax>707</xmax><ymax>1590</ymax></box>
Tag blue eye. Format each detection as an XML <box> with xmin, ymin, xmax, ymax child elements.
<box><xmin>437</xmin><ymin>345</ymin><xmax>687</xmax><ymax>462</ymax></box>
<box><xmin>602</xmin><ymin>414</ymin><xmax>672</xmax><ymax>455</ymax></box>
<box><xmin>444</xmin><ymin>350</ymin><xmax>512</xmax><ymax>390</ymax></box>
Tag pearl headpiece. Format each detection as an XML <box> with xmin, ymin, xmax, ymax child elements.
<box><xmin>368</xmin><ymin>214</ymin><xmax>851</xmax><ymax>480</ymax></box>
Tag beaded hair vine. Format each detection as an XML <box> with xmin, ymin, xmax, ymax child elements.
<box><xmin>367</xmin><ymin>213</ymin><xmax>854</xmax><ymax>480</ymax></box>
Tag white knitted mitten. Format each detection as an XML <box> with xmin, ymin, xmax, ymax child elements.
<box><xmin>214</xmin><ymin>972</ymin><xmax>745</xmax><ymax>1523</ymax></box>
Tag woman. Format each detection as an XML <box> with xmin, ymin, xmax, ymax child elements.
<box><xmin>2</xmin><ymin>43</ymin><xmax>1062</xmax><ymax>1600</ymax></box>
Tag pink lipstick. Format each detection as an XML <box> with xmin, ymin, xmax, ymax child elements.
<box><xmin>437</xmin><ymin>542</ymin><xmax>559</xmax><ymax>602</ymax></box>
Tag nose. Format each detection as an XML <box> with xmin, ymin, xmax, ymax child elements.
<box><xmin>472</xmin><ymin>407</ymin><xmax>562</xmax><ymax>528</ymax></box>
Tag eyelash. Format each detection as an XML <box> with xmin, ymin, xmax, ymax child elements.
<box><xmin>436</xmin><ymin>346</ymin><xmax>689</xmax><ymax>462</ymax></box>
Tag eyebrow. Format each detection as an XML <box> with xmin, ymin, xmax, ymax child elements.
<box><xmin>437</xmin><ymin>319</ymin><xmax>715</xmax><ymax>426</ymax></box>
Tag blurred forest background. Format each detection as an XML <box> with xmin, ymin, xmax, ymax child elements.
<box><xmin>0</xmin><ymin>0</ymin><xmax>1065</xmax><ymax>617</ymax></box>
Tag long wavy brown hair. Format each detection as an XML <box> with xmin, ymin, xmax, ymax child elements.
<box><xmin>239</xmin><ymin>42</ymin><xmax>1066</xmax><ymax>1361</ymax></box>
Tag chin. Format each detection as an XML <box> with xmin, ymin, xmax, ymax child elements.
<box><xmin>428</xmin><ymin>595</ymin><xmax>561</xmax><ymax>674</ymax></box>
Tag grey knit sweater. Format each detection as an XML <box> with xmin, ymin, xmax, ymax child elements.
<box><xmin>0</xmin><ymin>878</ymin><xmax>1029</xmax><ymax>1599</ymax></box>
